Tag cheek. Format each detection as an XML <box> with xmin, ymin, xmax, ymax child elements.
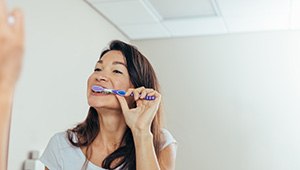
<box><xmin>86</xmin><ymin>75</ymin><xmax>94</xmax><ymax>93</ymax></box>
<box><xmin>113</xmin><ymin>77</ymin><xmax>133</xmax><ymax>90</ymax></box>
<box><xmin>87</xmin><ymin>75</ymin><xmax>94</xmax><ymax>85</ymax></box>
<box><xmin>87</xmin><ymin>74</ymin><xmax>93</xmax><ymax>82</ymax></box>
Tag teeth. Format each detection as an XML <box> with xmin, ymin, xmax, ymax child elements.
<box><xmin>92</xmin><ymin>90</ymin><xmax>110</xmax><ymax>94</ymax></box>
<box><xmin>102</xmin><ymin>91</ymin><xmax>111</xmax><ymax>94</ymax></box>
<box><xmin>91</xmin><ymin>86</ymin><xmax>112</xmax><ymax>95</ymax></box>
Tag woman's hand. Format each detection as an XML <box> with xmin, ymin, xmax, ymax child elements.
<box><xmin>0</xmin><ymin>0</ymin><xmax>24</xmax><ymax>88</ymax></box>
<box><xmin>116</xmin><ymin>86</ymin><xmax>161</xmax><ymax>134</ymax></box>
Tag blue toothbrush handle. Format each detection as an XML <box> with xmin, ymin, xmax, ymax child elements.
<box><xmin>130</xmin><ymin>93</ymin><xmax>156</xmax><ymax>100</ymax></box>
<box><xmin>144</xmin><ymin>95</ymin><xmax>156</xmax><ymax>100</ymax></box>
<box><xmin>114</xmin><ymin>90</ymin><xmax>156</xmax><ymax>100</ymax></box>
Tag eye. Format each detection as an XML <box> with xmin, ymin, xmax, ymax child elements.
<box><xmin>113</xmin><ymin>70</ymin><xmax>123</xmax><ymax>74</ymax></box>
<box><xmin>94</xmin><ymin>68</ymin><xmax>102</xmax><ymax>72</ymax></box>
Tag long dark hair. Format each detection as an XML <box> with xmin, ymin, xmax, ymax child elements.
<box><xmin>67</xmin><ymin>40</ymin><xmax>163</xmax><ymax>170</ymax></box>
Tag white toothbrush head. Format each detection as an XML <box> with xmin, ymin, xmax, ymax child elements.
<box><xmin>91</xmin><ymin>85</ymin><xmax>155</xmax><ymax>100</ymax></box>
<box><xmin>92</xmin><ymin>85</ymin><xmax>112</xmax><ymax>94</ymax></box>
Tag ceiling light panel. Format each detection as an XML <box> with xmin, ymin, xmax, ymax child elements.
<box><xmin>90</xmin><ymin>0</ymin><xmax>160</xmax><ymax>26</ymax></box>
<box><xmin>163</xmin><ymin>16</ymin><xmax>227</xmax><ymax>36</ymax></box>
<box><xmin>120</xmin><ymin>23</ymin><xmax>171</xmax><ymax>40</ymax></box>
<box><xmin>148</xmin><ymin>0</ymin><xmax>217</xmax><ymax>20</ymax></box>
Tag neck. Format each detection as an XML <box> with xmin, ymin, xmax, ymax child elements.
<box><xmin>94</xmin><ymin>108</ymin><xmax>127</xmax><ymax>151</ymax></box>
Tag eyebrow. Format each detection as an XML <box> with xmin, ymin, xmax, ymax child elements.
<box><xmin>97</xmin><ymin>60</ymin><xmax>127</xmax><ymax>67</ymax></box>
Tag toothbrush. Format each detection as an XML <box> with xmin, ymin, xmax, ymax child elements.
<box><xmin>92</xmin><ymin>85</ymin><xmax>156</xmax><ymax>100</ymax></box>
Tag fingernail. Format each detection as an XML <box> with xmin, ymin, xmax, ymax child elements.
<box><xmin>7</xmin><ymin>15</ymin><xmax>15</xmax><ymax>25</ymax></box>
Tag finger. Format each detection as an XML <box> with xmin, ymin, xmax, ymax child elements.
<box><xmin>135</xmin><ymin>86</ymin><xmax>145</xmax><ymax>91</ymax></box>
<box><xmin>147</xmin><ymin>90</ymin><xmax>156</xmax><ymax>97</ymax></box>
<box><xmin>149</xmin><ymin>91</ymin><xmax>161</xmax><ymax>102</ymax></box>
<box><xmin>116</xmin><ymin>95</ymin><xmax>129</xmax><ymax>112</ymax></box>
<box><xmin>140</xmin><ymin>89</ymin><xmax>154</xmax><ymax>99</ymax></box>
<box><xmin>0</xmin><ymin>0</ymin><xmax>7</xmax><ymax>23</ymax></box>
<box><xmin>136</xmin><ymin>100</ymin><xmax>143</xmax><ymax>107</ymax></box>
<box><xmin>11</xmin><ymin>9</ymin><xmax>24</xmax><ymax>37</ymax></box>
<box><xmin>140</xmin><ymin>90</ymin><xmax>147</xmax><ymax>99</ymax></box>
<box><xmin>133</xmin><ymin>89</ymin><xmax>140</xmax><ymax>101</ymax></box>
<box><xmin>125</xmin><ymin>88</ymin><xmax>134</xmax><ymax>97</ymax></box>
<box><xmin>133</xmin><ymin>86</ymin><xmax>145</xmax><ymax>100</ymax></box>
<box><xmin>155</xmin><ymin>91</ymin><xmax>162</xmax><ymax>99</ymax></box>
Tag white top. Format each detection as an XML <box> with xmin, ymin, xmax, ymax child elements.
<box><xmin>40</xmin><ymin>129</ymin><xmax>177</xmax><ymax>170</ymax></box>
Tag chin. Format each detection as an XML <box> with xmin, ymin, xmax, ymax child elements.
<box><xmin>88</xmin><ymin>100</ymin><xmax>106</xmax><ymax>108</ymax></box>
<box><xmin>88</xmin><ymin>99</ymin><xmax>121</xmax><ymax>110</ymax></box>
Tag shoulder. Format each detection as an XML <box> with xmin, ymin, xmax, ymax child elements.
<box><xmin>49</xmin><ymin>131</ymin><xmax>73</xmax><ymax>149</ymax></box>
<box><xmin>43</xmin><ymin>132</ymin><xmax>76</xmax><ymax>159</ymax></box>
<box><xmin>40</xmin><ymin>131</ymin><xmax>81</xmax><ymax>169</ymax></box>
<box><xmin>42</xmin><ymin>131</ymin><xmax>77</xmax><ymax>156</ymax></box>
<box><xmin>159</xmin><ymin>128</ymin><xmax>177</xmax><ymax>151</ymax></box>
<box><xmin>158</xmin><ymin>129</ymin><xmax>177</xmax><ymax>169</ymax></box>
<box><xmin>51</xmin><ymin>131</ymin><xmax>67</xmax><ymax>141</ymax></box>
<box><xmin>39</xmin><ymin>132</ymin><xmax>69</xmax><ymax>169</ymax></box>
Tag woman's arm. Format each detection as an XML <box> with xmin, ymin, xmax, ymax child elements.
<box><xmin>133</xmin><ymin>130</ymin><xmax>177</xmax><ymax>170</ymax></box>
<box><xmin>116</xmin><ymin>87</ymin><xmax>177</xmax><ymax>170</ymax></box>
<box><xmin>158</xmin><ymin>143</ymin><xmax>177</xmax><ymax>170</ymax></box>
<box><xmin>132</xmin><ymin>130</ymin><xmax>160</xmax><ymax>170</ymax></box>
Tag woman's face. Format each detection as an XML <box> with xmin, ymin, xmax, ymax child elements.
<box><xmin>87</xmin><ymin>50</ymin><xmax>134</xmax><ymax>110</ymax></box>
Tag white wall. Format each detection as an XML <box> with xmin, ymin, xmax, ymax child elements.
<box><xmin>8</xmin><ymin>0</ymin><xmax>128</xmax><ymax>169</ymax></box>
<box><xmin>7</xmin><ymin>1</ymin><xmax>300</xmax><ymax>169</ymax></box>
<box><xmin>133</xmin><ymin>32</ymin><xmax>300</xmax><ymax>170</ymax></box>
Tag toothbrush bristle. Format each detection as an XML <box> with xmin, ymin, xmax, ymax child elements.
<box><xmin>102</xmin><ymin>89</ymin><xmax>113</xmax><ymax>94</ymax></box>
<box><xmin>92</xmin><ymin>85</ymin><xmax>116</xmax><ymax>95</ymax></box>
<box><xmin>92</xmin><ymin>85</ymin><xmax>104</xmax><ymax>93</ymax></box>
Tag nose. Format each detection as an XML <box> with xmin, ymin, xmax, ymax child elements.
<box><xmin>95</xmin><ymin>74</ymin><xmax>108</xmax><ymax>82</ymax></box>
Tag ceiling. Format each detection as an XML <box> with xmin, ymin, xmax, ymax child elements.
<box><xmin>85</xmin><ymin>0</ymin><xmax>300</xmax><ymax>40</ymax></box>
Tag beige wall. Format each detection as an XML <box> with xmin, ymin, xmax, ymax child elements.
<box><xmin>133</xmin><ymin>32</ymin><xmax>300</xmax><ymax>170</ymax></box>
<box><xmin>8</xmin><ymin>0</ymin><xmax>128</xmax><ymax>169</ymax></box>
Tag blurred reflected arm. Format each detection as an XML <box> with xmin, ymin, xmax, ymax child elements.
<box><xmin>0</xmin><ymin>86</ymin><xmax>15</xmax><ymax>170</ymax></box>
<box><xmin>0</xmin><ymin>0</ymin><xmax>24</xmax><ymax>169</ymax></box>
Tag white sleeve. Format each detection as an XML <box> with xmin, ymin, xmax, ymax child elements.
<box><xmin>39</xmin><ymin>133</ymin><xmax>63</xmax><ymax>170</ymax></box>
<box><xmin>160</xmin><ymin>129</ymin><xmax>178</xmax><ymax>151</ymax></box>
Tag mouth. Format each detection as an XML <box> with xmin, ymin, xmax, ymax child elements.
<box><xmin>91</xmin><ymin>85</ymin><xmax>112</xmax><ymax>95</ymax></box>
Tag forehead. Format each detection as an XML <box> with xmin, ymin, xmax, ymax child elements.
<box><xmin>99</xmin><ymin>50</ymin><xmax>126</xmax><ymax>64</ymax></box>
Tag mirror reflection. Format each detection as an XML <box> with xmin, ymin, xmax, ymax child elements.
<box><xmin>1</xmin><ymin>0</ymin><xmax>300</xmax><ymax>170</ymax></box>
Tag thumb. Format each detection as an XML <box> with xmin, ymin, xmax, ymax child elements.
<box><xmin>11</xmin><ymin>8</ymin><xmax>24</xmax><ymax>38</ymax></box>
<box><xmin>116</xmin><ymin>95</ymin><xmax>129</xmax><ymax>112</ymax></box>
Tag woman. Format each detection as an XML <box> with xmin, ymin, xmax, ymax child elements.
<box><xmin>40</xmin><ymin>40</ymin><xmax>177</xmax><ymax>170</ymax></box>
